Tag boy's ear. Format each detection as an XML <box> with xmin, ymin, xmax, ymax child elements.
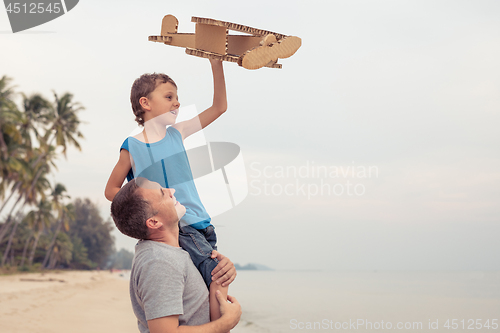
<box><xmin>139</xmin><ymin>97</ymin><xmax>151</xmax><ymax>111</ymax></box>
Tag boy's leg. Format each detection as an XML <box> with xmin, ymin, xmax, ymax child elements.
<box><xmin>178</xmin><ymin>223</ymin><xmax>219</xmax><ymax>286</ymax></box>
<box><xmin>178</xmin><ymin>223</ymin><xmax>232</xmax><ymax>306</ymax></box>
<box><xmin>199</xmin><ymin>224</ymin><xmax>218</xmax><ymax>250</ymax></box>
<box><xmin>178</xmin><ymin>223</ymin><xmax>230</xmax><ymax>330</ymax></box>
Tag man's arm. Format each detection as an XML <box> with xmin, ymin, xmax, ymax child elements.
<box><xmin>173</xmin><ymin>59</ymin><xmax>227</xmax><ymax>140</ymax></box>
<box><xmin>148</xmin><ymin>291</ymin><xmax>241</xmax><ymax>333</ymax></box>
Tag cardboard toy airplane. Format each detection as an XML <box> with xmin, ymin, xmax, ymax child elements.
<box><xmin>149</xmin><ymin>15</ymin><xmax>301</xmax><ymax>70</ymax></box>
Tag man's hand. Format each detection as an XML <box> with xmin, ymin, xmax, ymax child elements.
<box><xmin>211</xmin><ymin>251</ymin><xmax>236</xmax><ymax>287</ymax></box>
<box><xmin>215</xmin><ymin>290</ymin><xmax>241</xmax><ymax>330</ymax></box>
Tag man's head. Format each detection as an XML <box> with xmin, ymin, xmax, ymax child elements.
<box><xmin>130</xmin><ymin>73</ymin><xmax>178</xmax><ymax>126</ymax></box>
<box><xmin>111</xmin><ymin>178</ymin><xmax>185</xmax><ymax>240</ymax></box>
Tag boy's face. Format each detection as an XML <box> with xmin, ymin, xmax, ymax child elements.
<box><xmin>145</xmin><ymin>82</ymin><xmax>180</xmax><ymax>124</ymax></box>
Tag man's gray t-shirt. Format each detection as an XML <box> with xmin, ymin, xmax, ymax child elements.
<box><xmin>130</xmin><ymin>240</ymin><xmax>210</xmax><ymax>333</ymax></box>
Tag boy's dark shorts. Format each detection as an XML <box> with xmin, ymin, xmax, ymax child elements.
<box><xmin>178</xmin><ymin>223</ymin><xmax>219</xmax><ymax>289</ymax></box>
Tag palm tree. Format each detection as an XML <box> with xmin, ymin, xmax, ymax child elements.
<box><xmin>42</xmin><ymin>184</ymin><xmax>72</xmax><ymax>268</ymax></box>
<box><xmin>0</xmin><ymin>77</ymin><xmax>87</xmax><ymax>270</ymax></box>
<box><xmin>0</xmin><ymin>84</ymin><xmax>24</xmax><ymax>210</ymax></box>
<box><xmin>33</xmin><ymin>92</ymin><xmax>84</xmax><ymax>166</ymax></box>
<box><xmin>0</xmin><ymin>109</ymin><xmax>22</xmax><ymax>164</ymax></box>
<box><xmin>0</xmin><ymin>75</ymin><xmax>18</xmax><ymax>160</ymax></box>
<box><xmin>43</xmin><ymin>203</ymin><xmax>75</xmax><ymax>267</ymax></box>
<box><xmin>0</xmin><ymin>208</ymin><xmax>22</xmax><ymax>266</ymax></box>
<box><xmin>0</xmin><ymin>139</ymin><xmax>24</xmax><ymax>213</ymax></box>
<box><xmin>1</xmin><ymin>152</ymin><xmax>52</xmax><ymax>266</ymax></box>
<box><xmin>0</xmin><ymin>145</ymin><xmax>53</xmax><ymax>252</ymax></box>
<box><xmin>49</xmin><ymin>92</ymin><xmax>85</xmax><ymax>155</ymax></box>
<box><xmin>0</xmin><ymin>155</ymin><xmax>30</xmax><ymax>247</ymax></box>
<box><xmin>0</xmin><ymin>82</ymin><xmax>52</xmax><ymax>219</ymax></box>
<box><xmin>24</xmin><ymin>147</ymin><xmax>55</xmax><ymax>205</ymax></box>
<box><xmin>0</xmin><ymin>75</ymin><xmax>16</xmax><ymax>107</ymax></box>
<box><xmin>21</xmin><ymin>199</ymin><xmax>54</xmax><ymax>267</ymax></box>
<box><xmin>46</xmin><ymin>231</ymin><xmax>73</xmax><ymax>269</ymax></box>
<box><xmin>0</xmin><ymin>187</ymin><xmax>24</xmax><ymax>246</ymax></box>
<box><xmin>0</xmin><ymin>75</ymin><xmax>21</xmax><ymax>200</ymax></box>
<box><xmin>20</xmin><ymin>93</ymin><xmax>51</xmax><ymax>154</ymax></box>
<box><xmin>27</xmin><ymin>92</ymin><xmax>85</xmax><ymax>185</ymax></box>
<box><xmin>0</xmin><ymin>147</ymin><xmax>26</xmax><ymax>244</ymax></box>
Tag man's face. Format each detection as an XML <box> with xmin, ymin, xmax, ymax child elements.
<box><xmin>137</xmin><ymin>178</ymin><xmax>186</xmax><ymax>225</ymax></box>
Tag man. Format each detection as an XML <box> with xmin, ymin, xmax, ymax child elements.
<box><xmin>111</xmin><ymin>177</ymin><xmax>241</xmax><ymax>333</ymax></box>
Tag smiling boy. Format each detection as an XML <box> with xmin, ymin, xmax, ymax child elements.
<box><xmin>105</xmin><ymin>58</ymin><xmax>229</xmax><ymax>323</ymax></box>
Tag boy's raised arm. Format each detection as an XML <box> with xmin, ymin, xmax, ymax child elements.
<box><xmin>104</xmin><ymin>149</ymin><xmax>132</xmax><ymax>201</ymax></box>
<box><xmin>174</xmin><ymin>59</ymin><xmax>227</xmax><ymax>140</ymax></box>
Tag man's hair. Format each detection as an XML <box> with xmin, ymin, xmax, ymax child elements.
<box><xmin>110</xmin><ymin>179</ymin><xmax>158</xmax><ymax>240</ymax></box>
<box><xmin>130</xmin><ymin>73</ymin><xmax>177</xmax><ymax>126</ymax></box>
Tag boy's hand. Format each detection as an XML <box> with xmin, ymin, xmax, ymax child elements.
<box><xmin>215</xmin><ymin>290</ymin><xmax>241</xmax><ymax>330</ymax></box>
<box><xmin>211</xmin><ymin>250</ymin><xmax>236</xmax><ymax>286</ymax></box>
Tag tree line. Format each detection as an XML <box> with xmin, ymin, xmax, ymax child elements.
<box><xmin>0</xmin><ymin>75</ymin><xmax>130</xmax><ymax>271</ymax></box>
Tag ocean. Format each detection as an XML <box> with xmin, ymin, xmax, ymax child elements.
<box><xmin>230</xmin><ymin>270</ymin><xmax>500</xmax><ymax>333</ymax></box>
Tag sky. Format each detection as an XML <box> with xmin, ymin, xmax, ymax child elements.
<box><xmin>1</xmin><ymin>0</ymin><xmax>499</xmax><ymax>271</ymax></box>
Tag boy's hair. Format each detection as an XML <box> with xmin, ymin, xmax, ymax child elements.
<box><xmin>110</xmin><ymin>179</ymin><xmax>158</xmax><ymax>240</ymax></box>
<box><xmin>130</xmin><ymin>73</ymin><xmax>177</xmax><ymax>126</ymax></box>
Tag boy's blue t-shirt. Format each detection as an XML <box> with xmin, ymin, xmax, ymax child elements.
<box><xmin>120</xmin><ymin>126</ymin><xmax>211</xmax><ymax>230</ymax></box>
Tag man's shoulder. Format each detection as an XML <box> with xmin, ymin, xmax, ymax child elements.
<box><xmin>130</xmin><ymin>241</ymin><xmax>200</xmax><ymax>297</ymax></box>
<box><xmin>133</xmin><ymin>241</ymin><xmax>191</xmax><ymax>269</ymax></box>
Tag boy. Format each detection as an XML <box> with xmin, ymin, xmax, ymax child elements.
<box><xmin>105</xmin><ymin>58</ymin><xmax>229</xmax><ymax>323</ymax></box>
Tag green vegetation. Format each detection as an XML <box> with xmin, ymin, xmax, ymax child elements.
<box><xmin>0</xmin><ymin>75</ymin><xmax>123</xmax><ymax>273</ymax></box>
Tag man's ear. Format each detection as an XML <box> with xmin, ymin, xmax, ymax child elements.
<box><xmin>146</xmin><ymin>217</ymin><xmax>163</xmax><ymax>230</ymax></box>
<box><xmin>139</xmin><ymin>97</ymin><xmax>151</xmax><ymax>111</ymax></box>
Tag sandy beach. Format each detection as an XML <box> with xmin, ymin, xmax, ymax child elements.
<box><xmin>0</xmin><ymin>270</ymin><xmax>257</xmax><ymax>333</ymax></box>
<box><xmin>0</xmin><ymin>270</ymin><xmax>137</xmax><ymax>333</ymax></box>
<box><xmin>2</xmin><ymin>270</ymin><xmax>498</xmax><ymax>333</ymax></box>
